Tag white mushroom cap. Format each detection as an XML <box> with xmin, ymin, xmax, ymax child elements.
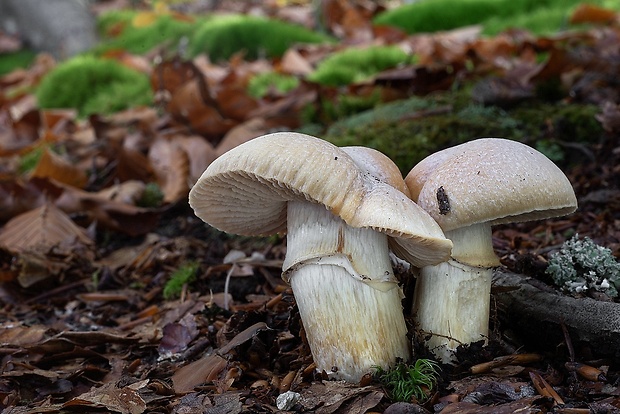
<box><xmin>189</xmin><ymin>132</ymin><xmax>452</xmax><ymax>267</ymax></box>
<box><xmin>406</xmin><ymin>138</ymin><xmax>578</xmax><ymax>232</ymax></box>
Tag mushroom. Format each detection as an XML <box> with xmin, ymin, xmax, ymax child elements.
<box><xmin>405</xmin><ymin>138</ymin><xmax>577</xmax><ymax>362</ymax></box>
<box><xmin>189</xmin><ymin>131</ymin><xmax>453</xmax><ymax>382</ymax></box>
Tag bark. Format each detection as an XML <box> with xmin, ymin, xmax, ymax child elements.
<box><xmin>492</xmin><ymin>269</ymin><xmax>620</xmax><ymax>358</ymax></box>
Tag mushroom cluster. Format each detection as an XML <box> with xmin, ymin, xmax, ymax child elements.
<box><xmin>405</xmin><ymin>138</ymin><xmax>577</xmax><ymax>362</ymax></box>
<box><xmin>189</xmin><ymin>132</ymin><xmax>577</xmax><ymax>379</ymax></box>
<box><xmin>189</xmin><ymin>132</ymin><xmax>452</xmax><ymax>382</ymax></box>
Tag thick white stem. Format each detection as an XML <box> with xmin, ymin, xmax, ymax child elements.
<box><xmin>412</xmin><ymin>222</ymin><xmax>496</xmax><ymax>363</ymax></box>
<box><xmin>285</xmin><ymin>201</ymin><xmax>409</xmax><ymax>382</ymax></box>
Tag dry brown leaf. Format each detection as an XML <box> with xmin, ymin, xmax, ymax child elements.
<box><xmin>214</xmin><ymin>86</ymin><xmax>260</xmax><ymax>122</ymax></box>
<box><xmin>215</xmin><ymin>118</ymin><xmax>268</xmax><ymax>157</ymax></box>
<box><xmin>167</xmin><ymin>79</ymin><xmax>236</xmax><ymax>140</ymax></box>
<box><xmin>247</xmin><ymin>83</ymin><xmax>317</xmax><ymax>127</ymax></box>
<box><xmin>31</xmin><ymin>147</ymin><xmax>88</xmax><ymax>188</ymax></box>
<box><xmin>217</xmin><ymin>322</ymin><xmax>270</xmax><ymax>354</ymax></box>
<box><xmin>0</xmin><ymin>106</ymin><xmax>40</xmax><ymax>156</ymax></box>
<box><xmin>0</xmin><ymin>178</ymin><xmax>59</xmax><ymax>221</ymax></box>
<box><xmin>151</xmin><ymin>58</ymin><xmax>201</xmax><ymax>97</ymax></box>
<box><xmin>40</xmin><ymin>109</ymin><xmax>77</xmax><ymax>132</ymax></box>
<box><xmin>321</xmin><ymin>0</ymin><xmax>377</xmax><ymax>40</ymax></box>
<box><xmin>176</xmin><ymin>135</ymin><xmax>217</xmax><ymax>185</ymax></box>
<box><xmin>115</xmin><ymin>137</ymin><xmax>155</xmax><ymax>183</ymax></box>
<box><xmin>570</xmin><ymin>4</ymin><xmax>617</xmax><ymax>24</ymax></box>
<box><xmin>63</xmin><ymin>381</ymin><xmax>147</xmax><ymax>414</ymax></box>
<box><xmin>0</xmin><ymin>202</ymin><xmax>92</xmax><ymax>252</ymax></box>
<box><xmin>0</xmin><ymin>324</ymin><xmax>47</xmax><ymax>346</ymax></box>
<box><xmin>148</xmin><ymin>136</ymin><xmax>190</xmax><ymax>203</ymax></box>
<box><xmin>440</xmin><ymin>396</ymin><xmax>550</xmax><ymax>414</ymax></box>
<box><xmin>172</xmin><ymin>353</ymin><xmax>228</xmax><ymax>394</ymax></box>
<box><xmin>299</xmin><ymin>382</ymin><xmax>384</xmax><ymax>414</ymax></box>
<box><xmin>280</xmin><ymin>48</ymin><xmax>314</xmax><ymax>75</ymax></box>
<box><xmin>96</xmin><ymin>180</ymin><xmax>146</xmax><ymax>205</ymax></box>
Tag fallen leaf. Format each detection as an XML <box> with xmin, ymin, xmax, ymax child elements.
<box><xmin>172</xmin><ymin>353</ymin><xmax>228</xmax><ymax>394</ymax></box>
<box><xmin>218</xmin><ymin>322</ymin><xmax>270</xmax><ymax>354</ymax></box>
<box><xmin>167</xmin><ymin>79</ymin><xmax>236</xmax><ymax>140</ymax></box>
<box><xmin>31</xmin><ymin>147</ymin><xmax>88</xmax><ymax>188</ymax></box>
<box><xmin>149</xmin><ymin>136</ymin><xmax>190</xmax><ymax>203</ymax></box>
<box><xmin>0</xmin><ymin>202</ymin><xmax>92</xmax><ymax>252</ymax></box>
<box><xmin>440</xmin><ymin>396</ymin><xmax>551</xmax><ymax>413</ymax></box>
<box><xmin>63</xmin><ymin>381</ymin><xmax>146</xmax><ymax>414</ymax></box>
<box><xmin>300</xmin><ymin>382</ymin><xmax>384</xmax><ymax>414</ymax></box>
<box><xmin>176</xmin><ymin>135</ymin><xmax>217</xmax><ymax>185</ymax></box>
<box><xmin>96</xmin><ymin>180</ymin><xmax>146</xmax><ymax>205</ymax></box>
<box><xmin>570</xmin><ymin>4</ymin><xmax>617</xmax><ymax>24</ymax></box>
<box><xmin>0</xmin><ymin>324</ymin><xmax>47</xmax><ymax>346</ymax></box>
<box><xmin>280</xmin><ymin>48</ymin><xmax>314</xmax><ymax>76</ymax></box>
<box><xmin>215</xmin><ymin>118</ymin><xmax>268</xmax><ymax>157</ymax></box>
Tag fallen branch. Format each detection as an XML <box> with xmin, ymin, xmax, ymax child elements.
<box><xmin>492</xmin><ymin>269</ymin><xmax>620</xmax><ymax>359</ymax></box>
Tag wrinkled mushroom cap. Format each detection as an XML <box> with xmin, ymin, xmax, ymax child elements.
<box><xmin>406</xmin><ymin>138</ymin><xmax>578</xmax><ymax>232</ymax></box>
<box><xmin>189</xmin><ymin>132</ymin><xmax>452</xmax><ymax>267</ymax></box>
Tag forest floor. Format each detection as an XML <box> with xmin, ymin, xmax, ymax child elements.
<box><xmin>0</xmin><ymin>1</ymin><xmax>620</xmax><ymax>413</ymax></box>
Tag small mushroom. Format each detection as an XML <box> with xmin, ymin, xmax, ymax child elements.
<box><xmin>405</xmin><ymin>138</ymin><xmax>577</xmax><ymax>362</ymax></box>
<box><xmin>189</xmin><ymin>132</ymin><xmax>452</xmax><ymax>382</ymax></box>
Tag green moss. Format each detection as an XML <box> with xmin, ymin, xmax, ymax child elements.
<box><xmin>0</xmin><ymin>49</ymin><xmax>37</xmax><ymax>76</ymax></box>
<box><xmin>482</xmin><ymin>6</ymin><xmax>569</xmax><ymax>36</ymax></box>
<box><xmin>308</xmin><ymin>45</ymin><xmax>412</xmax><ymax>87</ymax></box>
<box><xmin>97</xmin><ymin>9</ymin><xmax>138</xmax><ymax>38</ymax></box>
<box><xmin>374</xmin><ymin>0</ymin><xmax>504</xmax><ymax>34</ymax></box>
<box><xmin>317</xmin><ymin>91</ymin><xmax>384</xmax><ymax>124</ymax></box>
<box><xmin>36</xmin><ymin>56</ymin><xmax>153</xmax><ymax>117</ymax></box>
<box><xmin>137</xmin><ymin>182</ymin><xmax>164</xmax><ymax>208</ymax></box>
<box><xmin>189</xmin><ymin>14</ymin><xmax>332</xmax><ymax>62</ymax></box>
<box><xmin>247</xmin><ymin>71</ymin><xmax>300</xmax><ymax>98</ymax></box>
<box><xmin>163</xmin><ymin>261</ymin><xmax>199</xmax><ymax>300</ymax></box>
<box><xmin>375</xmin><ymin>359</ymin><xmax>441</xmax><ymax>403</ymax></box>
<box><xmin>374</xmin><ymin>0</ymin><xmax>620</xmax><ymax>36</ymax></box>
<box><xmin>324</xmin><ymin>88</ymin><xmax>602</xmax><ymax>173</ymax></box>
<box><xmin>96</xmin><ymin>13</ymin><xmax>200</xmax><ymax>55</ymax></box>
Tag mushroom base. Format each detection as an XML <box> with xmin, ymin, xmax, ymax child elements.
<box><xmin>291</xmin><ymin>263</ymin><xmax>410</xmax><ymax>382</ymax></box>
<box><xmin>285</xmin><ymin>201</ymin><xmax>410</xmax><ymax>382</ymax></box>
<box><xmin>412</xmin><ymin>261</ymin><xmax>492</xmax><ymax>363</ymax></box>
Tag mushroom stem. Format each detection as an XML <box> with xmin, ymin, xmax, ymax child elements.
<box><xmin>284</xmin><ymin>201</ymin><xmax>410</xmax><ymax>382</ymax></box>
<box><xmin>412</xmin><ymin>222</ymin><xmax>496</xmax><ymax>363</ymax></box>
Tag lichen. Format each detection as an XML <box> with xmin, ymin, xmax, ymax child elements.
<box><xmin>547</xmin><ymin>235</ymin><xmax>620</xmax><ymax>297</ymax></box>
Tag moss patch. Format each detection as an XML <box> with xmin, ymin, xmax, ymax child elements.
<box><xmin>0</xmin><ymin>50</ymin><xmax>37</xmax><ymax>76</ymax></box>
<box><xmin>189</xmin><ymin>14</ymin><xmax>332</xmax><ymax>62</ymax></box>
<box><xmin>308</xmin><ymin>45</ymin><xmax>412</xmax><ymax>87</ymax></box>
<box><xmin>323</xmin><ymin>89</ymin><xmax>602</xmax><ymax>173</ymax></box>
<box><xmin>36</xmin><ymin>56</ymin><xmax>153</xmax><ymax>117</ymax></box>
<box><xmin>96</xmin><ymin>12</ymin><xmax>200</xmax><ymax>55</ymax></box>
<box><xmin>247</xmin><ymin>71</ymin><xmax>300</xmax><ymax>98</ymax></box>
<box><xmin>374</xmin><ymin>0</ymin><xmax>620</xmax><ymax>36</ymax></box>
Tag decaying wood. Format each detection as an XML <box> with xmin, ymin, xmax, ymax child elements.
<box><xmin>492</xmin><ymin>269</ymin><xmax>620</xmax><ymax>359</ymax></box>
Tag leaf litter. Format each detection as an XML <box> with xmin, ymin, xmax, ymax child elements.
<box><xmin>0</xmin><ymin>0</ymin><xmax>619</xmax><ymax>412</ymax></box>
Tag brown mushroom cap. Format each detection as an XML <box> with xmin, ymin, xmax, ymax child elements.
<box><xmin>406</xmin><ymin>138</ymin><xmax>578</xmax><ymax>232</ymax></box>
<box><xmin>189</xmin><ymin>132</ymin><xmax>452</xmax><ymax>267</ymax></box>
